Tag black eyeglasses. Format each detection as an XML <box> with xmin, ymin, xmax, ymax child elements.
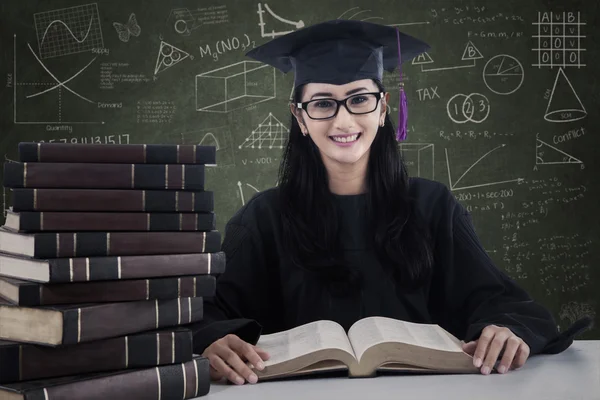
<box><xmin>296</xmin><ymin>91</ymin><xmax>384</xmax><ymax>120</ymax></box>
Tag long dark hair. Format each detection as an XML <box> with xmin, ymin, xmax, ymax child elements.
<box><xmin>278</xmin><ymin>79</ymin><xmax>434</xmax><ymax>296</ymax></box>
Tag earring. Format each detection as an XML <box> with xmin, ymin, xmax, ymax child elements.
<box><xmin>380</xmin><ymin>120</ymin><xmax>385</xmax><ymax>127</ymax></box>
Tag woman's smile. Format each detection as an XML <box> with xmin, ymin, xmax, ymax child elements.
<box><xmin>329</xmin><ymin>132</ymin><xmax>362</xmax><ymax>146</ymax></box>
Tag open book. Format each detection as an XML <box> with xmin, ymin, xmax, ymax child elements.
<box><xmin>251</xmin><ymin>316</ymin><xmax>480</xmax><ymax>380</ymax></box>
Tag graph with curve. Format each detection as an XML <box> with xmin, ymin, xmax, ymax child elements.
<box><xmin>34</xmin><ymin>3</ymin><xmax>104</xmax><ymax>59</ymax></box>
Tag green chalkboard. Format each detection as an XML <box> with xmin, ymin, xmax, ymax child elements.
<box><xmin>1</xmin><ymin>0</ymin><xmax>598</xmax><ymax>338</ymax></box>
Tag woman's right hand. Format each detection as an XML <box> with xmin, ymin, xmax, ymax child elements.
<box><xmin>202</xmin><ymin>334</ymin><xmax>270</xmax><ymax>385</ymax></box>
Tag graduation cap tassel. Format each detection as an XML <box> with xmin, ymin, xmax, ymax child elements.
<box><xmin>395</xmin><ymin>27</ymin><xmax>408</xmax><ymax>142</ymax></box>
<box><xmin>398</xmin><ymin>85</ymin><xmax>408</xmax><ymax>141</ymax></box>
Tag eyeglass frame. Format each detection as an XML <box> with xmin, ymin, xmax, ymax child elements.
<box><xmin>295</xmin><ymin>91</ymin><xmax>385</xmax><ymax>120</ymax></box>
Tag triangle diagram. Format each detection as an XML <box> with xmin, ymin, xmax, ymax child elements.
<box><xmin>544</xmin><ymin>68</ymin><xmax>587</xmax><ymax>122</ymax></box>
<box><xmin>154</xmin><ymin>41</ymin><xmax>190</xmax><ymax>75</ymax></box>
<box><xmin>412</xmin><ymin>52</ymin><xmax>434</xmax><ymax>65</ymax></box>
<box><xmin>462</xmin><ymin>41</ymin><xmax>484</xmax><ymax>60</ymax></box>
<box><xmin>239</xmin><ymin>113</ymin><xmax>288</xmax><ymax>149</ymax></box>
<box><xmin>536</xmin><ymin>139</ymin><xmax>582</xmax><ymax>164</ymax></box>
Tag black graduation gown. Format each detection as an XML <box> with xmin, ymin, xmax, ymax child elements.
<box><xmin>189</xmin><ymin>178</ymin><xmax>590</xmax><ymax>355</ymax></box>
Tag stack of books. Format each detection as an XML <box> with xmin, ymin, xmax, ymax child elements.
<box><xmin>0</xmin><ymin>142</ymin><xmax>223</xmax><ymax>399</ymax></box>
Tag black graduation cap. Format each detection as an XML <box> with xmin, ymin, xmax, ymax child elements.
<box><xmin>245</xmin><ymin>19</ymin><xmax>430</xmax><ymax>141</ymax></box>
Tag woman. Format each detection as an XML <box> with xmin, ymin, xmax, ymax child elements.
<box><xmin>190</xmin><ymin>19</ymin><xmax>588</xmax><ymax>385</ymax></box>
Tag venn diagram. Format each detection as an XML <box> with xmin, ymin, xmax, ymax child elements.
<box><xmin>446</xmin><ymin>93</ymin><xmax>491</xmax><ymax>124</ymax></box>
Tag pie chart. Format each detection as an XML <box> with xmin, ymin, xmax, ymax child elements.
<box><xmin>483</xmin><ymin>55</ymin><xmax>524</xmax><ymax>95</ymax></box>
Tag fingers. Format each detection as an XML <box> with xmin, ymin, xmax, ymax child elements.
<box><xmin>472</xmin><ymin>328</ymin><xmax>494</xmax><ymax>368</ymax></box>
<box><xmin>254</xmin><ymin>345</ymin><xmax>271</xmax><ymax>361</ymax></box>
<box><xmin>510</xmin><ymin>341</ymin><xmax>530</xmax><ymax>371</ymax></box>
<box><xmin>480</xmin><ymin>328</ymin><xmax>510</xmax><ymax>375</ymax></box>
<box><xmin>208</xmin><ymin>352</ymin><xmax>247</xmax><ymax>385</ymax></box>
<box><xmin>208</xmin><ymin>363</ymin><xmax>224</xmax><ymax>381</ymax></box>
<box><xmin>203</xmin><ymin>334</ymin><xmax>270</xmax><ymax>385</ymax></box>
<box><xmin>461</xmin><ymin>340</ymin><xmax>478</xmax><ymax>356</ymax></box>
<box><xmin>229</xmin><ymin>336</ymin><xmax>269</xmax><ymax>373</ymax></box>
<box><xmin>496</xmin><ymin>336</ymin><xmax>522</xmax><ymax>374</ymax></box>
<box><xmin>203</xmin><ymin>348</ymin><xmax>225</xmax><ymax>382</ymax></box>
<box><xmin>471</xmin><ymin>325</ymin><xmax>531</xmax><ymax>375</ymax></box>
<box><xmin>217</xmin><ymin>337</ymin><xmax>258</xmax><ymax>384</ymax></box>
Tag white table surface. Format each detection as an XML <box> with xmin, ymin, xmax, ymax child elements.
<box><xmin>199</xmin><ymin>340</ymin><xmax>600</xmax><ymax>400</ymax></box>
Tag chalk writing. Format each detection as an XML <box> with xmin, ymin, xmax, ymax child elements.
<box><xmin>468</xmin><ymin>31</ymin><xmax>524</xmax><ymax>39</ymax></box>
<box><xmin>38</xmin><ymin>134</ymin><xmax>130</xmax><ymax>144</ymax></box>
<box><xmin>136</xmin><ymin>100</ymin><xmax>176</xmax><ymax>124</ymax></box>
<box><xmin>439</xmin><ymin>130</ymin><xmax>513</xmax><ymax>140</ymax></box>
<box><xmin>199</xmin><ymin>34</ymin><xmax>254</xmax><ymax>61</ymax></box>
<box><xmin>100</xmin><ymin>62</ymin><xmax>151</xmax><ymax>89</ymax></box>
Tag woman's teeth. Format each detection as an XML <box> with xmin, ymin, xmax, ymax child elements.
<box><xmin>330</xmin><ymin>134</ymin><xmax>359</xmax><ymax>143</ymax></box>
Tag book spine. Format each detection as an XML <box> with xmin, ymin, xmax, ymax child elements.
<box><xmin>18</xmin><ymin>211</ymin><xmax>216</xmax><ymax>232</ymax></box>
<box><xmin>3</xmin><ymin>162</ymin><xmax>205</xmax><ymax>190</ymax></box>
<box><xmin>62</xmin><ymin>297</ymin><xmax>204</xmax><ymax>344</ymax></box>
<box><xmin>0</xmin><ymin>329</ymin><xmax>193</xmax><ymax>383</ymax></box>
<box><xmin>48</xmin><ymin>252</ymin><xmax>225</xmax><ymax>282</ymax></box>
<box><xmin>14</xmin><ymin>275</ymin><xmax>216</xmax><ymax>306</ymax></box>
<box><xmin>23</xmin><ymin>357</ymin><xmax>210</xmax><ymax>399</ymax></box>
<box><xmin>12</xmin><ymin>189</ymin><xmax>214</xmax><ymax>212</ymax></box>
<box><xmin>18</xmin><ymin>142</ymin><xmax>216</xmax><ymax>164</ymax></box>
<box><xmin>33</xmin><ymin>231</ymin><xmax>221</xmax><ymax>258</ymax></box>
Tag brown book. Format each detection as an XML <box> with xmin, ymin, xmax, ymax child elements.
<box><xmin>3</xmin><ymin>162</ymin><xmax>205</xmax><ymax>190</ymax></box>
<box><xmin>0</xmin><ymin>355</ymin><xmax>210</xmax><ymax>399</ymax></box>
<box><xmin>251</xmin><ymin>317</ymin><xmax>479</xmax><ymax>381</ymax></box>
<box><xmin>11</xmin><ymin>188</ymin><xmax>214</xmax><ymax>212</ymax></box>
<box><xmin>0</xmin><ymin>275</ymin><xmax>216</xmax><ymax>306</ymax></box>
<box><xmin>0</xmin><ymin>296</ymin><xmax>203</xmax><ymax>345</ymax></box>
<box><xmin>0</xmin><ymin>228</ymin><xmax>221</xmax><ymax>258</ymax></box>
<box><xmin>4</xmin><ymin>210</ymin><xmax>216</xmax><ymax>232</ymax></box>
<box><xmin>18</xmin><ymin>142</ymin><xmax>216</xmax><ymax>165</ymax></box>
<box><xmin>0</xmin><ymin>327</ymin><xmax>193</xmax><ymax>383</ymax></box>
<box><xmin>0</xmin><ymin>252</ymin><xmax>224</xmax><ymax>283</ymax></box>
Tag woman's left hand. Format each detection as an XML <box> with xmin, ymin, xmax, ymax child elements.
<box><xmin>461</xmin><ymin>324</ymin><xmax>530</xmax><ymax>375</ymax></box>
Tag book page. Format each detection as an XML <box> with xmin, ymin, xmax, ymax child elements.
<box><xmin>348</xmin><ymin>317</ymin><xmax>462</xmax><ymax>362</ymax></box>
<box><xmin>255</xmin><ymin>320</ymin><xmax>355</xmax><ymax>366</ymax></box>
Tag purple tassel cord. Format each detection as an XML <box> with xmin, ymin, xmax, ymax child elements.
<box><xmin>395</xmin><ymin>28</ymin><xmax>407</xmax><ymax>141</ymax></box>
<box><xmin>398</xmin><ymin>84</ymin><xmax>408</xmax><ymax>141</ymax></box>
